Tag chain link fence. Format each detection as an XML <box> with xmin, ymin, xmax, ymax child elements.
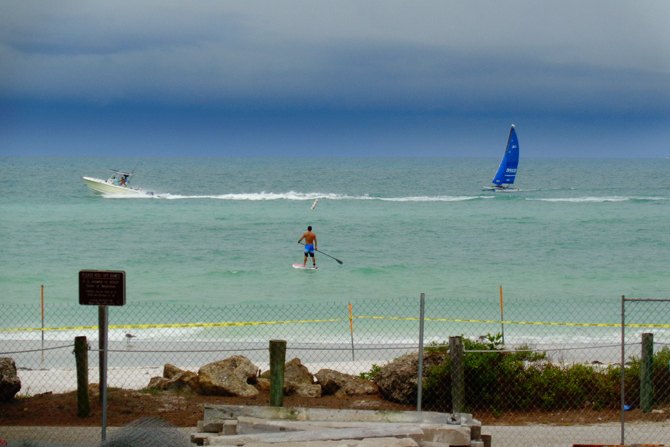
<box><xmin>620</xmin><ymin>296</ymin><xmax>670</xmax><ymax>446</ymax></box>
<box><xmin>2</xmin><ymin>293</ymin><xmax>670</xmax><ymax>446</ymax></box>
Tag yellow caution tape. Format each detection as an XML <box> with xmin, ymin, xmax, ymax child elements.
<box><xmin>0</xmin><ymin>318</ymin><xmax>341</xmax><ymax>333</ymax></box>
<box><xmin>354</xmin><ymin>315</ymin><xmax>670</xmax><ymax>329</ymax></box>
<box><xmin>3</xmin><ymin>315</ymin><xmax>669</xmax><ymax>333</ymax></box>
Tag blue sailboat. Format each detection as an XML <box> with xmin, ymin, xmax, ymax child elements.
<box><xmin>484</xmin><ymin>124</ymin><xmax>520</xmax><ymax>192</ymax></box>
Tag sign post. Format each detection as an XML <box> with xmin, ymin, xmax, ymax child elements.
<box><xmin>79</xmin><ymin>270</ymin><xmax>126</xmax><ymax>442</ymax></box>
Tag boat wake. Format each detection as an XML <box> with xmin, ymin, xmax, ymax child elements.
<box><xmin>101</xmin><ymin>191</ymin><xmax>668</xmax><ymax>204</ymax></box>
<box><xmin>113</xmin><ymin>191</ymin><xmax>494</xmax><ymax>202</ymax></box>
<box><xmin>527</xmin><ymin>196</ymin><xmax>670</xmax><ymax>203</ymax></box>
<box><xmin>102</xmin><ymin>190</ymin><xmax>155</xmax><ymax>199</ymax></box>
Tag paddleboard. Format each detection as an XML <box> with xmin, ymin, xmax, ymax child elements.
<box><xmin>292</xmin><ymin>263</ymin><xmax>318</xmax><ymax>271</ymax></box>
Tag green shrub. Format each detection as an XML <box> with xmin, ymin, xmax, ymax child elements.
<box><xmin>363</xmin><ymin>333</ymin><xmax>670</xmax><ymax>413</ymax></box>
<box><xmin>418</xmin><ymin>333</ymin><xmax>647</xmax><ymax>412</ymax></box>
<box><xmin>359</xmin><ymin>363</ymin><xmax>382</xmax><ymax>381</ymax></box>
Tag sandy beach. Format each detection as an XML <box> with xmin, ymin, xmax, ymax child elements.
<box><xmin>16</xmin><ymin>361</ymin><xmax>380</xmax><ymax>395</ymax></box>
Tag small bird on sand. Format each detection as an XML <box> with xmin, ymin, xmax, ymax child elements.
<box><xmin>125</xmin><ymin>333</ymin><xmax>136</xmax><ymax>346</ymax></box>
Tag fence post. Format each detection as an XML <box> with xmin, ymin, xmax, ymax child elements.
<box><xmin>620</xmin><ymin>295</ymin><xmax>626</xmax><ymax>446</ymax></box>
<box><xmin>40</xmin><ymin>285</ymin><xmax>45</xmax><ymax>366</ymax></box>
<box><xmin>640</xmin><ymin>332</ymin><xmax>653</xmax><ymax>413</ymax></box>
<box><xmin>74</xmin><ymin>336</ymin><xmax>90</xmax><ymax>417</ymax></box>
<box><xmin>449</xmin><ymin>335</ymin><xmax>464</xmax><ymax>413</ymax></box>
<box><xmin>98</xmin><ymin>306</ymin><xmax>105</xmax><ymax>397</ymax></box>
<box><xmin>417</xmin><ymin>292</ymin><xmax>425</xmax><ymax>411</ymax></box>
<box><xmin>269</xmin><ymin>339</ymin><xmax>286</xmax><ymax>407</ymax></box>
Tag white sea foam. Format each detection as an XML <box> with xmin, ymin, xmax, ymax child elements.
<box><xmin>377</xmin><ymin>195</ymin><xmax>490</xmax><ymax>202</ymax></box>
<box><xmin>134</xmin><ymin>191</ymin><xmax>490</xmax><ymax>202</ymax></box>
<box><xmin>112</xmin><ymin>190</ymin><xmax>670</xmax><ymax>203</ymax></box>
<box><xmin>528</xmin><ymin>196</ymin><xmax>670</xmax><ymax>203</ymax></box>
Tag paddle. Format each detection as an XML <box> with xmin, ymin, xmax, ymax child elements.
<box><xmin>298</xmin><ymin>242</ymin><xmax>343</xmax><ymax>265</ymax></box>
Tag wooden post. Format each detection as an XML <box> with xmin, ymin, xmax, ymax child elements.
<box><xmin>74</xmin><ymin>336</ymin><xmax>90</xmax><ymax>417</ymax></box>
<box><xmin>499</xmin><ymin>285</ymin><xmax>505</xmax><ymax>345</ymax></box>
<box><xmin>640</xmin><ymin>332</ymin><xmax>654</xmax><ymax>413</ymax></box>
<box><xmin>449</xmin><ymin>336</ymin><xmax>465</xmax><ymax>413</ymax></box>
<box><xmin>269</xmin><ymin>339</ymin><xmax>287</xmax><ymax>407</ymax></box>
<box><xmin>348</xmin><ymin>303</ymin><xmax>355</xmax><ymax>361</ymax></box>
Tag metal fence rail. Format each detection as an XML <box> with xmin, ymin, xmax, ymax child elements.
<box><xmin>1</xmin><ymin>294</ymin><xmax>670</xmax><ymax>446</ymax></box>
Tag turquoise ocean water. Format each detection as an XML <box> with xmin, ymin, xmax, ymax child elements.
<box><xmin>2</xmin><ymin>156</ymin><xmax>670</xmax><ymax>338</ymax></box>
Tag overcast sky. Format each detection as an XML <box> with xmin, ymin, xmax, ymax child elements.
<box><xmin>1</xmin><ymin>0</ymin><xmax>669</xmax><ymax>157</ymax></box>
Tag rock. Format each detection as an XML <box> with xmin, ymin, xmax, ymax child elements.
<box><xmin>315</xmin><ymin>368</ymin><xmax>378</xmax><ymax>396</ymax></box>
<box><xmin>256</xmin><ymin>377</ymin><xmax>271</xmax><ymax>392</ymax></box>
<box><xmin>284</xmin><ymin>358</ymin><xmax>321</xmax><ymax>398</ymax></box>
<box><xmin>198</xmin><ymin>356</ymin><xmax>259</xmax><ymax>397</ymax></box>
<box><xmin>290</xmin><ymin>382</ymin><xmax>322</xmax><ymax>398</ymax></box>
<box><xmin>163</xmin><ymin>363</ymin><xmax>183</xmax><ymax>379</ymax></box>
<box><xmin>261</xmin><ymin>358</ymin><xmax>322</xmax><ymax>397</ymax></box>
<box><xmin>0</xmin><ymin>357</ymin><xmax>21</xmax><ymax>401</ymax></box>
<box><xmin>147</xmin><ymin>364</ymin><xmax>199</xmax><ymax>392</ymax></box>
<box><xmin>283</xmin><ymin>358</ymin><xmax>314</xmax><ymax>385</ymax></box>
<box><xmin>147</xmin><ymin>376</ymin><xmax>170</xmax><ymax>389</ymax></box>
<box><xmin>375</xmin><ymin>351</ymin><xmax>446</xmax><ymax>404</ymax></box>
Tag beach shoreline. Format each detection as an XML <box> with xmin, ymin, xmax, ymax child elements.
<box><xmin>15</xmin><ymin>361</ymin><xmax>380</xmax><ymax>395</ymax></box>
<box><xmin>12</xmin><ymin>341</ymin><xmax>630</xmax><ymax>396</ymax></box>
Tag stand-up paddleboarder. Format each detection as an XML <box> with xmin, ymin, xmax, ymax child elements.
<box><xmin>298</xmin><ymin>226</ymin><xmax>318</xmax><ymax>267</ymax></box>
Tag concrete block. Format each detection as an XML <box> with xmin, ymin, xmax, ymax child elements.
<box><xmin>203</xmin><ymin>422</ymin><xmax>225</xmax><ymax>433</ymax></box>
<box><xmin>419</xmin><ymin>424</ymin><xmax>470</xmax><ymax>445</ymax></box>
<box><xmin>216</xmin><ymin>438</ymin><xmax>417</xmax><ymax>447</ymax></box>
<box><xmin>469</xmin><ymin>425</ymin><xmax>481</xmax><ymax>440</ymax></box>
<box><xmin>236</xmin><ymin>416</ymin><xmax>304</xmax><ymax>434</ymax></box>
<box><xmin>207</xmin><ymin>425</ymin><xmax>424</xmax><ymax>446</ymax></box>
<box><xmin>203</xmin><ymin>404</ymin><xmax>455</xmax><ymax>425</ymax></box>
<box><xmin>197</xmin><ymin>405</ymin><xmax>481</xmax><ymax>447</ymax></box>
<box><xmin>191</xmin><ymin>432</ymin><xmax>212</xmax><ymax>446</ymax></box>
<box><xmin>222</xmin><ymin>420</ymin><xmax>238</xmax><ymax>435</ymax></box>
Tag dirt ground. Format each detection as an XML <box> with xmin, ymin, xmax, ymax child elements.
<box><xmin>1</xmin><ymin>386</ymin><xmax>669</xmax><ymax>428</ymax></box>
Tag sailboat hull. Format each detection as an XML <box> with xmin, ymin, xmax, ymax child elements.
<box><xmin>482</xmin><ymin>185</ymin><xmax>520</xmax><ymax>193</ymax></box>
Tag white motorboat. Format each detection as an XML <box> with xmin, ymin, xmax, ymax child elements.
<box><xmin>82</xmin><ymin>171</ymin><xmax>151</xmax><ymax>196</ymax></box>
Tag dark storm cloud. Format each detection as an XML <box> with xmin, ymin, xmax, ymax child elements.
<box><xmin>1</xmin><ymin>0</ymin><xmax>668</xmax><ymax>156</ymax></box>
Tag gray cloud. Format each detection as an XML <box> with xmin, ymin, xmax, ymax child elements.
<box><xmin>1</xmin><ymin>0</ymin><xmax>668</xmax><ymax>156</ymax></box>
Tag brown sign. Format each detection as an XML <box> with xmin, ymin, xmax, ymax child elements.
<box><xmin>79</xmin><ymin>270</ymin><xmax>126</xmax><ymax>306</ymax></box>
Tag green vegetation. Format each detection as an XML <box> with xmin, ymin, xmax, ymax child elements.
<box><xmin>367</xmin><ymin>333</ymin><xmax>670</xmax><ymax>413</ymax></box>
<box><xmin>359</xmin><ymin>363</ymin><xmax>382</xmax><ymax>381</ymax></box>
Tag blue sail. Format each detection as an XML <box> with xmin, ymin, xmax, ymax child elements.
<box><xmin>492</xmin><ymin>125</ymin><xmax>519</xmax><ymax>187</ymax></box>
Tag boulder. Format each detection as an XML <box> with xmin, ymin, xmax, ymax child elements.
<box><xmin>256</xmin><ymin>377</ymin><xmax>271</xmax><ymax>392</ymax></box>
<box><xmin>0</xmin><ymin>357</ymin><xmax>21</xmax><ymax>401</ymax></box>
<box><xmin>163</xmin><ymin>363</ymin><xmax>184</xmax><ymax>379</ymax></box>
<box><xmin>315</xmin><ymin>368</ymin><xmax>378</xmax><ymax>396</ymax></box>
<box><xmin>260</xmin><ymin>358</ymin><xmax>321</xmax><ymax>397</ymax></box>
<box><xmin>375</xmin><ymin>351</ymin><xmax>446</xmax><ymax>404</ymax></box>
<box><xmin>284</xmin><ymin>358</ymin><xmax>321</xmax><ymax>397</ymax></box>
<box><xmin>284</xmin><ymin>358</ymin><xmax>313</xmax><ymax>384</ymax></box>
<box><xmin>198</xmin><ymin>356</ymin><xmax>259</xmax><ymax>397</ymax></box>
<box><xmin>147</xmin><ymin>364</ymin><xmax>199</xmax><ymax>392</ymax></box>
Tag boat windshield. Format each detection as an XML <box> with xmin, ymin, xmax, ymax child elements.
<box><xmin>107</xmin><ymin>171</ymin><xmax>132</xmax><ymax>186</ymax></box>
